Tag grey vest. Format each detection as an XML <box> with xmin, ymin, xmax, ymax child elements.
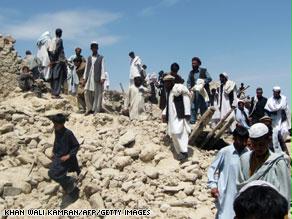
<box><xmin>85</xmin><ymin>55</ymin><xmax>103</xmax><ymax>82</ymax></box>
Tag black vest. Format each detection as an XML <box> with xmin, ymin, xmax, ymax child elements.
<box><xmin>166</xmin><ymin>94</ymin><xmax>185</xmax><ymax>122</ymax></box>
<box><xmin>85</xmin><ymin>55</ymin><xmax>103</xmax><ymax>82</ymax></box>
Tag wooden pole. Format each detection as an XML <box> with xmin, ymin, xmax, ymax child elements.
<box><xmin>201</xmin><ymin>108</ymin><xmax>234</xmax><ymax>147</ymax></box>
<box><xmin>189</xmin><ymin>106</ymin><xmax>216</xmax><ymax>145</ymax></box>
<box><xmin>119</xmin><ymin>83</ymin><xmax>125</xmax><ymax>94</ymax></box>
<box><xmin>212</xmin><ymin>117</ymin><xmax>235</xmax><ymax>145</ymax></box>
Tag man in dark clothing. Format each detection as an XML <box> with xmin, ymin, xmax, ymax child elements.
<box><xmin>18</xmin><ymin>66</ymin><xmax>34</xmax><ymax>91</ymax></box>
<box><xmin>48</xmin><ymin>114</ymin><xmax>80</xmax><ymax>203</ymax></box>
<box><xmin>187</xmin><ymin>57</ymin><xmax>212</xmax><ymax>124</ymax></box>
<box><xmin>48</xmin><ymin>28</ymin><xmax>67</xmax><ymax>98</ymax></box>
<box><xmin>170</xmin><ymin>63</ymin><xmax>184</xmax><ymax>84</ymax></box>
<box><xmin>157</xmin><ymin>70</ymin><xmax>167</xmax><ymax>110</ymax></box>
<box><xmin>249</xmin><ymin>88</ymin><xmax>267</xmax><ymax>124</ymax></box>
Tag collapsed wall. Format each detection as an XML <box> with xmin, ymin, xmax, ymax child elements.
<box><xmin>0</xmin><ymin>34</ymin><xmax>22</xmax><ymax>98</ymax></box>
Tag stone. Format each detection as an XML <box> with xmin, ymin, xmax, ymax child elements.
<box><xmin>24</xmin><ymin>201</ymin><xmax>42</xmax><ymax>210</ymax></box>
<box><xmin>17</xmin><ymin>153</ymin><xmax>34</xmax><ymax>164</ymax></box>
<box><xmin>168</xmin><ymin>197</ymin><xmax>197</xmax><ymax>207</ymax></box>
<box><xmin>83</xmin><ymin>183</ymin><xmax>101</xmax><ymax>197</ymax></box>
<box><xmin>13</xmin><ymin>182</ymin><xmax>32</xmax><ymax>194</ymax></box>
<box><xmin>37</xmin><ymin>153</ymin><xmax>51</xmax><ymax>168</ymax></box>
<box><xmin>89</xmin><ymin>193</ymin><xmax>105</xmax><ymax>209</ymax></box>
<box><xmin>114</xmin><ymin>156</ymin><xmax>133</xmax><ymax>170</ymax></box>
<box><xmin>12</xmin><ymin>114</ymin><xmax>27</xmax><ymax>122</ymax></box>
<box><xmin>163</xmin><ymin>185</ymin><xmax>184</xmax><ymax>193</ymax></box>
<box><xmin>160</xmin><ymin>203</ymin><xmax>171</xmax><ymax>213</ymax></box>
<box><xmin>43</xmin><ymin>184</ymin><xmax>59</xmax><ymax>195</ymax></box>
<box><xmin>124</xmin><ymin>148</ymin><xmax>141</xmax><ymax>158</ymax></box>
<box><xmin>121</xmin><ymin>181</ymin><xmax>135</xmax><ymax>192</ymax></box>
<box><xmin>144</xmin><ymin>166</ymin><xmax>159</xmax><ymax>179</ymax></box>
<box><xmin>139</xmin><ymin>143</ymin><xmax>160</xmax><ymax>162</ymax></box>
<box><xmin>184</xmin><ymin>184</ymin><xmax>195</xmax><ymax>196</ymax></box>
<box><xmin>118</xmin><ymin>131</ymin><xmax>136</xmax><ymax>146</ymax></box>
<box><xmin>2</xmin><ymin>186</ymin><xmax>22</xmax><ymax>197</ymax></box>
<box><xmin>0</xmin><ymin>123</ymin><xmax>14</xmax><ymax>134</ymax></box>
<box><xmin>101</xmin><ymin>168</ymin><xmax>120</xmax><ymax>179</ymax></box>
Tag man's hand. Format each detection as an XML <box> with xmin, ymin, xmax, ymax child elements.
<box><xmin>60</xmin><ymin>154</ymin><xmax>70</xmax><ymax>162</ymax></box>
<box><xmin>211</xmin><ymin>188</ymin><xmax>219</xmax><ymax>199</ymax></box>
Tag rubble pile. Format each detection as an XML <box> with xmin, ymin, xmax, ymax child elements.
<box><xmin>0</xmin><ymin>34</ymin><xmax>22</xmax><ymax>98</ymax></box>
<box><xmin>0</xmin><ymin>91</ymin><xmax>217</xmax><ymax>218</ymax></box>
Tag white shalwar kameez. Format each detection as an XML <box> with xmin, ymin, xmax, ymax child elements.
<box><xmin>124</xmin><ymin>85</ymin><xmax>148</xmax><ymax>120</ymax></box>
<box><xmin>67</xmin><ymin>66</ymin><xmax>79</xmax><ymax>95</ymax></box>
<box><xmin>129</xmin><ymin>56</ymin><xmax>142</xmax><ymax>86</ymax></box>
<box><xmin>84</xmin><ymin>56</ymin><xmax>106</xmax><ymax>113</ymax></box>
<box><xmin>36</xmin><ymin>31</ymin><xmax>52</xmax><ymax>80</ymax></box>
<box><xmin>163</xmin><ymin>84</ymin><xmax>191</xmax><ymax>154</ymax></box>
<box><xmin>207</xmin><ymin>145</ymin><xmax>248</xmax><ymax>219</ymax></box>
<box><xmin>265</xmin><ymin>95</ymin><xmax>291</xmax><ymax>141</ymax></box>
<box><xmin>218</xmin><ymin>75</ymin><xmax>237</xmax><ymax>120</ymax></box>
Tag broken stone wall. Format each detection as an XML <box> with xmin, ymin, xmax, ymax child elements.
<box><xmin>0</xmin><ymin>34</ymin><xmax>22</xmax><ymax>98</ymax></box>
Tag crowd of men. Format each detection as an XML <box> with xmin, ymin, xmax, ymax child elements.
<box><xmin>18</xmin><ymin>28</ymin><xmax>291</xmax><ymax>217</ymax></box>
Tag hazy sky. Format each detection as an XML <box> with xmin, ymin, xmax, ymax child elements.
<box><xmin>1</xmin><ymin>0</ymin><xmax>291</xmax><ymax>102</ymax></box>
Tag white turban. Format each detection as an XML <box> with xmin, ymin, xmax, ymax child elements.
<box><xmin>273</xmin><ymin>86</ymin><xmax>281</xmax><ymax>92</ymax></box>
<box><xmin>237</xmin><ymin>180</ymin><xmax>279</xmax><ymax>198</ymax></box>
<box><xmin>220</xmin><ymin>72</ymin><xmax>229</xmax><ymax>79</ymax></box>
<box><xmin>249</xmin><ymin>123</ymin><xmax>269</xmax><ymax>138</ymax></box>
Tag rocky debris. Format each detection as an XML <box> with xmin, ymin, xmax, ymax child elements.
<box><xmin>89</xmin><ymin>193</ymin><xmax>105</xmax><ymax>209</ymax></box>
<box><xmin>118</xmin><ymin>131</ymin><xmax>136</xmax><ymax>146</ymax></box>
<box><xmin>0</xmin><ymin>37</ymin><xmax>217</xmax><ymax>218</ymax></box>
<box><xmin>0</xmin><ymin>123</ymin><xmax>14</xmax><ymax>134</ymax></box>
<box><xmin>139</xmin><ymin>143</ymin><xmax>160</xmax><ymax>162</ymax></box>
<box><xmin>0</xmin><ymin>34</ymin><xmax>21</xmax><ymax>98</ymax></box>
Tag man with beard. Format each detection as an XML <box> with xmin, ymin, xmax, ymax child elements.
<box><xmin>249</xmin><ymin>87</ymin><xmax>267</xmax><ymax>124</ymax></box>
<box><xmin>238</xmin><ymin>123</ymin><xmax>291</xmax><ymax>203</ymax></box>
<box><xmin>264</xmin><ymin>86</ymin><xmax>291</xmax><ymax>148</ymax></box>
<box><xmin>162</xmin><ymin>74</ymin><xmax>191</xmax><ymax>161</ymax></box>
<box><xmin>218</xmin><ymin>72</ymin><xmax>237</xmax><ymax>119</ymax></box>
<box><xmin>82</xmin><ymin>42</ymin><xmax>106</xmax><ymax>115</ymax></box>
<box><xmin>187</xmin><ymin>57</ymin><xmax>212</xmax><ymax>124</ymax></box>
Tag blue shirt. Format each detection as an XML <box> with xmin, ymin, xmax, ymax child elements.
<box><xmin>207</xmin><ymin>145</ymin><xmax>248</xmax><ymax>219</ymax></box>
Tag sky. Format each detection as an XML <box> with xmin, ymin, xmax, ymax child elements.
<box><xmin>0</xmin><ymin>0</ymin><xmax>291</xmax><ymax>103</ymax></box>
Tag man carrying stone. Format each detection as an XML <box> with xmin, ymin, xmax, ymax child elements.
<box><xmin>162</xmin><ymin>74</ymin><xmax>191</xmax><ymax>161</ymax></box>
<box><xmin>187</xmin><ymin>57</ymin><xmax>212</xmax><ymax>124</ymax></box>
<box><xmin>129</xmin><ymin>51</ymin><xmax>143</xmax><ymax>86</ymax></box>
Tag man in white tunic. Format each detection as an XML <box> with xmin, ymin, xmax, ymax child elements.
<box><xmin>218</xmin><ymin>72</ymin><xmax>237</xmax><ymax>119</ymax></box>
<box><xmin>82</xmin><ymin>42</ymin><xmax>106</xmax><ymax>115</ymax></box>
<box><xmin>36</xmin><ymin>31</ymin><xmax>52</xmax><ymax>81</ymax></box>
<box><xmin>123</xmin><ymin>76</ymin><xmax>148</xmax><ymax>120</ymax></box>
<box><xmin>264</xmin><ymin>86</ymin><xmax>291</xmax><ymax>146</ymax></box>
<box><xmin>162</xmin><ymin>75</ymin><xmax>191</xmax><ymax>161</ymax></box>
<box><xmin>207</xmin><ymin>127</ymin><xmax>249</xmax><ymax>219</ymax></box>
<box><xmin>129</xmin><ymin>51</ymin><xmax>143</xmax><ymax>86</ymax></box>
